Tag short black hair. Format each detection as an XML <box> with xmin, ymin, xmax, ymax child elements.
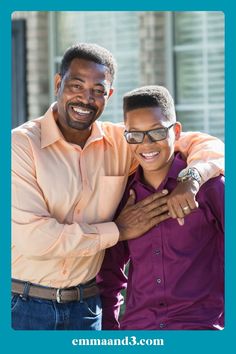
<box><xmin>59</xmin><ymin>43</ymin><xmax>117</xmax><ymax>84</ymax></box>
<box><xmin>123</xmin><ymin>85</ymin><xmax>176</xmax><ymax>121</ymax></box>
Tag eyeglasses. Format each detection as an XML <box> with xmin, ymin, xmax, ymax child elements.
<box><xmin>124</xmin><ymin>124</ymin><xmax>175</xmax><ymax>144</ymax></box>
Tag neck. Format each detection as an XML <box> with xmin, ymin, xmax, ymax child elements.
<box><xmin>57</xmin><ymin>121</ymin><xmax>92</xmax><ymax>148</ymax></box>
<box><xmin>142</xmin><ymin>157</ymin><xmax>174</xmax><ymax>190</ymax></box>
<box><xmin>142</xmin><ymin>170</ymin><xmax>166</xmax><ymax>190</ymax></box>
<box><xmin>53</xmin><ymin>104</ymin><xmax>92</xmax><ymax>148</ymax></box>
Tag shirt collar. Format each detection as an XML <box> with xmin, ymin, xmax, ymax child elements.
<box><xmin>41</xmin><ymin>103</ymin><xmax>64</xmax><ymax>148</ymax></box>
<box><xmin>40</xmin><ymin>102</ymin><xmax>113</xmax><ymax>148</ymax></box>
<box><xmin>88</xmin><ymin>121</ymin><xmax>114</xmax><ymax>147</ymax></box>
<box><xmin>130</xmin><ymin>152</ymin><xmax>187</xmax><ymax>189</ymax></box>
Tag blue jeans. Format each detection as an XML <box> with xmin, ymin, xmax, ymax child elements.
<box><xmin>11</xmin><ymin>293</ymin><xmax>102</xmax><ymax>330</ymax></box>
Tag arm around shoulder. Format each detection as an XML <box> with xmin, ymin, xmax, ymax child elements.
<box><xmin>175</xmin><ymin>131</ymin><xmax>224</xmax><ymax>184</ymax></box>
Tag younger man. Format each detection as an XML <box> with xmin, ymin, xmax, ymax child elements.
<box><xmin>98</xmin><ymin>86</ymin><xmax>224</xmax><ymax>330</ymax></box>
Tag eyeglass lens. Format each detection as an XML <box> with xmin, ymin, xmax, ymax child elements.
<box><xmin>125</xmin><ymin>128</ymin><xmax>168</xmax><ymax>143</ymax></box>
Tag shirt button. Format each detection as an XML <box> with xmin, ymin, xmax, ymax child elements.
<box><xmin>157</xmin><ymin>278</ymin><xmax>162</xmax><ymax>284</ymax></box>
<box><xmin>156</xmin><ymin>249</ymin><xmax>161</xmax><ymax>255</ymax></box>
<box><xmin>159</xmin><ymin>323</ymin><xmax>166</xmax><ymax>329</ymax></box>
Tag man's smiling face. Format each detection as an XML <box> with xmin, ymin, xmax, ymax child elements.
<box><xmin>55</xmin><ymin>58</ymin><xmax>113</xmax><ymax>133</ymax></box>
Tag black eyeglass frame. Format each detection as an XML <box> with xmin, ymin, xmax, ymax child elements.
<box><xmin>124</xmin><ymin>123</ymin><xmax>176</xmax><ymax>144</ymax></box>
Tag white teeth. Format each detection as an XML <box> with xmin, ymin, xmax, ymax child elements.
<box><xmin>141</xmin><ymin>151</ymin><xmax>159</xmax><ymax>158</ymax></box>
<box><xmin>72</xmin><ymin>107</ymin><xmax>91</xmax><ymax>114</ymax></box>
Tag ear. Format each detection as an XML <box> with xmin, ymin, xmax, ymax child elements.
<box><xmin>174</xmin><ymin>122</ymin><xmax>182</xmax><ymax>140</ymax></box>
<box><xmin>108</xmin><ymin>88</ymin><xmax>114</xmax><ymax>99</ymax></box>
<box><xmin>54</xmin><ymin>73</ymin><xmax>62</xmax><ymax>96</ymax></box>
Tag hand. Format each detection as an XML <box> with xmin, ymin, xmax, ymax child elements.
<box><xmin>115</xmin><ymin>189</ymin><xmax>170</xmax><ymax>241</ymax></box>
<box><xmin>167</xmin><ymin>179</ymin><xmax>200</xmax><ymax>225</ymax></box>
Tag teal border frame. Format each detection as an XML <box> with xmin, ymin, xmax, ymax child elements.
<box><xmin>1</xmin><ymin>1</ymin><xmax>234</xmax><ymax>353</ymax></box>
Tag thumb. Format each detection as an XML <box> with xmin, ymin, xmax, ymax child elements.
<box><xmin>125</xmin><ymin>189</ymin><xmax>136</xmax><ymax>207</ymax></box>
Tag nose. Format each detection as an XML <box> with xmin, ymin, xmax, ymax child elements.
<box><xmin>142</xmin><ymin>133</ymin><xmax>154</xmax><ymax>144</ymax></box>
<box><xmin>77</xmin><ymin>89</ymin><xmax>95</xmax><ymax>104</ymax></box>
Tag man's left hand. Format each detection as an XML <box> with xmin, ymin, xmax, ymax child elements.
<box><xmin>167</xmin><ymin>180</ymin><xmax>200</xmax><ymax>225</ymax></box>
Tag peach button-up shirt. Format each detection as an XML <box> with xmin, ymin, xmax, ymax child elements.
<box><xmin>12</xmin><ymin>104</ymin><xmax>224</xmax><ymax>288</ymax></box>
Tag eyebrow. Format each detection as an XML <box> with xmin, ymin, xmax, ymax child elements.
<box><xmin>128</xmin><ymin>124</ymin><xmax>166</xmax><ymax>131</ymax></box>
<box><xmin>67</xmin><ymin>76</ymin><xmax>106</xmax><ymax>88</ymax></box>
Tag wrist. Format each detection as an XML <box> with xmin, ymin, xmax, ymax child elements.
<box><xmin>177</xmin><ymin>167</ymin><xmax>202</xmax><ymax>186</ymax></box>
<box><xmin>178</xmin><ymin>178</ymin><xmax>200</xmax><ymax>194</ymax></box>
<box><xmin>114</xmin><ymin>221</ymin><xmax>126</xmax><ymax>242</ymax></box>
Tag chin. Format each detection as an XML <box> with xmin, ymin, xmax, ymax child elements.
<box><xmin>72</xmin><ymin>123</ymin><xmax>91</xmax><ymax>130</ymax></box>
<box><xmin>67</xmin><ymin>119</ymin><xmax>93</xmax><ymax>131</ymax></box>
<box><xmin>139</xmin><ymin>163</ymin><xmax>159</xmax><ymax>171</ymax></box>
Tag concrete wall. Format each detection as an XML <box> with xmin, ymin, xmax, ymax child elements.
<box><xmin>139</xmin><ymin>12</ymin><xmax>166</xmax><ymax>86</ymax></box>
<box><xmin>12</xmin><ymin>11</ymin><xmax>50</xmax><ymax>120</ymax></box>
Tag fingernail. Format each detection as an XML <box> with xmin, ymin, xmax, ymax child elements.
<box><xmin>162</xmin><ymin>189</ymin><xmax>168</xmax><ymax>194</ymax></box>
<box><xmin>177</xmin><ymin>218</ymin><xmax>184</xmax><ymax>226</ymax></box>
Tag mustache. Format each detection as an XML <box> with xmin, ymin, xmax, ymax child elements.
<box><xmin>68</xmin><ymin>102</ymin><xmax>97</xmax><ymax>112</ymax></box>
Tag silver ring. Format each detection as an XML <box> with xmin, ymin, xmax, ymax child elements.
<box><xmin>182</xmin><ymin>206</ymin><xmax>190</xmax><ymax>211</ymax></box>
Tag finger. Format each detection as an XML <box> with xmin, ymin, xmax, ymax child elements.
<box><xmin>167</xmin><ymin>200</ymin><xmax>178</xmax><ymax>219</ymax></box>
<box><xmin>186</xmin><ymin>198</ymin><xmax>199</xmax><ymax>210</ymax></box>
<box><xmin>142</xmin><ymin>198</ymin><xmax>169</xmax><ymax>216</ymax></box>
<box><xmin>149</xmin><ymin>204</ymin><xmax>169</xmax><ymax>218</ymax></box>
<box><xmin>137</xmin><ymin>194</ymin><xmax>169</xmax><ymax>215</ymax></box>
<box><xmin>181</xmin><ymin>204</ymin><xmax>191</xmax><ymax>215</ymax></box>
<box><xmin>137</xmin><ymin>189</ymin><xmax>169</xmax><ymax>208</ymax></box>
<box><xmin>152</xmin><ymin>212</ymin><xmax>171</xmax><ymax>226</ymax></box>
<box><xmin>125</xmin><ymin>189</ymin><xmax>136</xmax><ymax>207</ymax></box>
<box><xmin>134</xmin><ymin>204</ymin><xmax>169</xmax><ymax>227</ymax></box>
<box><xmin>172</xmin><ymin>203</ymin><xmax>185</xmax><ymax>219</ymax></box>
<box><xmin>177</xmin><ymin>218</ymin><xmax>185</xmax><ymax>226</ymax></box>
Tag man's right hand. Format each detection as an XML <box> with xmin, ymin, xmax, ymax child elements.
<box><xmin>115</xmin><ymin>189</ymin><xmax>170</xmax><ymax>242</ymax></box>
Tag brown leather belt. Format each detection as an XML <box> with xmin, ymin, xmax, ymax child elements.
<box><xmin>12</xmin><ymin>278</ymin><xmax>99</xmax><ymax>303</ymax></box>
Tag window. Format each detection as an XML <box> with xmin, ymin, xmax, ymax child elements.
<box><xmin>48</xmin><ymin>11</ymin><xmax>225</xmax><ymax>140</ymax></box>
<box><xmin>173</xmin><ymin>12</ymin><xmax>224</xmax><ymax>141</ymax></box>
<box><xmin>12</xmin><ymin>19</ymin><xmax>28</xmax><ymax>128</ymax></box>
<box><xmin>49</xmin><ymin>12</ymin><xmax>141</xmax><ymax>123</ymax></box>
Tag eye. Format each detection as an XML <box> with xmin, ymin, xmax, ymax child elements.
<box><xmin>72</xmin><ymin>84</ymin><xmax>82</xmax><ymax>89</ymax></box>
<box><xmin>65</xmin><ymin>80</ymin><xmax>83</xmax><ymax>91</ymax></box>
<box><xmin>93</xmin><ymin>88</ymin><xmax>106</xmax><ymax>96</ymax></box>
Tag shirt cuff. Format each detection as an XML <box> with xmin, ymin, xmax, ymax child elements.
<box><xmin>94</xmin><ymin>222</ymin><xmax>120</xmax><ymax>251</ymax></box>
<box><xmin>188</xmin><ymin>161</ymin><xmax>224</xmax><ymax>184</ymax></box>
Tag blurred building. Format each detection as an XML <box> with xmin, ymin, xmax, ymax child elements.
<box><xmin>12</xmin><ymin>11</ymin><xmax>224</xmax><ymax>140</ymax></box>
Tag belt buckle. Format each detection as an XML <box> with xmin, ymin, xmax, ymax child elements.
<box><xmin>56</xmin><ymin>288</ymin><xmax>62</xmax><ymax>303</ymax></box>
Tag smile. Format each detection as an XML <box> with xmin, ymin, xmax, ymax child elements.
<box><xmin>140</xmin><ymin>151</ymin><xmax>160</xmax><ymax>160</ymax></box>
<box><xmin>71</xmin><ymin>106</ymin><xmax>92</xmax><ymax>115</ymax></box>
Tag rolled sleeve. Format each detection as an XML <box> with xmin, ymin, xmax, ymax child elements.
<box><xmin>94</xmin><ymin>222</ymin><xmax>120</xmax><ymax>250</ymax></box>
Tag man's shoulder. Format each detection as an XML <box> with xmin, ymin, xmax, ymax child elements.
<box><xmin>98</xmin><ymin>121</ymin><xmax>125</xmax><ymax>145</ymax></box>
<box><xmin>12</xmin><ymin>117</ymin><xmax>43</xmax><ymax>136</ymax></box>
<box><xmin>12</xmin><ymin>117</ymin><xmax>43</xmax><ymax>147</ymax></box>
<box><xmin>99</xmin><ymin>121</ymin><xmax>124</xmax><ymax>133</ymax></box>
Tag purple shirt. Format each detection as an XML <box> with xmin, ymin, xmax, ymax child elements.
<box><xmin>97</xmin><ymin>153</ymin><xmax>224</xmax><ymax>330</ymax></box>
